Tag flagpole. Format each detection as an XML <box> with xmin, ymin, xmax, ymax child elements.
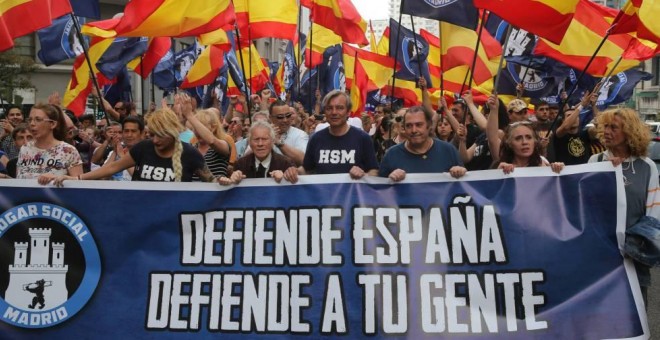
<box><xmin>140</xmin><ymin>56</ymin><xmax>145</xmax><ymax>113</ymax></box>
<box><xmin>438</xmin><ymin>22</ymin><xmax>444</xmax><ymax>96</ymax></box>
<box><xmin>544</xmin><ymin>26</ymin><xmax>615</xmax><ymax>137</ymax></box>
<box><xmin>234</xmin><ymin>26</ymin><xmax>251</xmax><ymax>113</ymax></box>
<box><xmin>389</xmin><ymin>2</ymin><xmax>405</xmax><ymax>105</ymax></box>
<box><xmin>296</xmin><ymin>2</ymin><xmax>303</xmax><ymax>105</ymax></box>
<box><xmin>246</xmin><ymin>0</ymin><xmax>253</xmax><ymax>113</ymax></box>
<box><xmin>408</xmin><ymin>15</ymin><xmax>424</xmax><ymax>85</ymax></box>
<box><xmin>518</xmin><ymin>57</ymin><xmax>535</xmax><ymax>98</ymax></box>
<box><xmin>460</xmin><ymin>10</ymin><xmax>488</xmax><ymax>99</ymax></box>
<box><xmin>308</xmin><ymin>15</ymin><xmax>314</xmax><ymax>110</ymax></box>
<box><xmin>493</xmin><ymin>25</ymin><xmax>513</xmax><ymax>95</ymax></box>
<box><xmin>151</xmin><ymin>72</ymin><xmax>155</xmax><ymax>106</ymax></box>
<box><xmin>69</xmin><ymin>13</ymin><xmax>108</xmax><ymax>123</ymax></box>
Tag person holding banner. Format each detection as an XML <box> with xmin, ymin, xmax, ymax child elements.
<box><xmin>45</xmin><ymin>108</ymin><xmax>213</xmax><ymax>184</ymax></box>
<box><xmin>589</xmin><ymin>108</ymin><xmax>660</xmax><ymax>304</ymax></box>
<box><xmin>379</xmin><ymin>106</ymin><xmax>466</xmax><ymax>182</ymax></box>
<box><xmin>294</xmin><ymin>90</ymin><xmax>379</xmax><ymax>179</ymax></box>
<box><xmin>486</xmin><ymin>95</ymin><xmax>564</xmax><ymax>174</ymax></box>
<box><xmin>218</xmin><ymin>121</ymin><xmax>297</xmax><ymax>185</ymax></box>
<box><xmin>15</xmin><ymin>104</ymin><xmax>83</xmax><ymax>182</ymax></box>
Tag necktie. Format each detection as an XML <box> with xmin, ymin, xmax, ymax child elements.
<box><xmin>256</xmin><ymin>163</ymin><xmax>266</xmax><ymax>178</ymax></box>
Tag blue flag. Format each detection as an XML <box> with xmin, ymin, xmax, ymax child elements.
<box><xmin>174</xmin><ymin>42</ymin><xmax>199</xmax><ymax>86</ymax></box>
<box><xmin>70</xmin><ymin>0</ymin><xmax>100</xmax><ymax>19</ymax></box>
<box><xmin>389</xmin><ymin>19</ymin><xmax>433</xmax><ymax>87</ymax></box>
<box><xmin>153</xmin><ymin>49</ymin><xmax>176</xmax><ymax>91</ymax></box>
<box><xmin>597</xmin><ymin>69</ymin><xmax>653</xmax><ymax>110</ymax></box>
<box><xmin>97</xmin><ymin>37</ymin><xmax>149</xmax><ymax>79</ymax></box>
<box><xmin>102</xmin><ymin>67</ymin><xmax>132</xmax><ymax>106</ymax></box>
<box><xmin>401</xmin><ymin>0</ymin><xmax>478</xmax><ymax>30</ymax></box>
<box><xmin>319</xmin><ymin>44</ymin><xmax>345</xmax><ymax>95</ymax></box>
<box><xmin>37</xmin><ymin>16</ymin><xmax>87</xmax><ymax>66</ymax></box>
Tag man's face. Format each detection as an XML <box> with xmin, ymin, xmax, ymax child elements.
<box><xmin>106</xmin><ymin>125</ymin><xmax>121</xmax><ymax>139</ymax></box>
<box><xmin>451</xmin><ymin>103</ymin><xmax>465</xmax><ymax>121</ymax></box>
<box><xmin>535</xmin><ymin>105</ymin><xmax>549</xmax><ymax>122</ymax></box>
<box><xmin>270</xmin><ymin>105</ymin><xmax>292</xmax><ymax>130</ymax></box>
<box><xmin>122</xmin><ymin>122</ymin><xmax>142</xmax><ymax>148</ymax></box>
<box><xmin>14</xmin><ymin>130</ymin><xmax>32</xmax><ymax>148</ymax></box>
<box><xmin>509</xmin><ymin>109</ymin><xmax>528</xmax><ymax>123</ymax></box>
<box><xmin>249</xmin><ymin>126</ymin><xmax>273</xmax><ymax>161</ymax></box>
<box><xmin>242</xmin><ymin>118</ymin><xmax>251</xmax><ymax>135</ymax></box>
<box><xmin>403</xmin><ymin>111</ymin><xmax>430</xmax><ymax>147</ymax></box>
<box><xmin>229</xmin><ymin>118</ymin><xmax>243</xmax><ymax>136</ymax></box>
<box><xmin>7</xmin><ymin>108</ymin><xmax>23</xmax><ymax>125</ymax></box>
<box><xmin>113</xmin><ymin>102</ymin><xmax>126</xmax><ymax>116</ymax></box>
<box><xmin>324</xmin><ymin>95</ymin><xmax>349</xmax><ymax>129</ymax></box>
<box><xmin>81</xmin><ymin>119</ymin><xmax>94</xmax><ymax>130</ymax></box>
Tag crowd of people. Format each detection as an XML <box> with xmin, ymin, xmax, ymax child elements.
<box><xmin>0</xmin><ymin>81</ymin><xmax>658</xmax><ymax>305</ymax></box>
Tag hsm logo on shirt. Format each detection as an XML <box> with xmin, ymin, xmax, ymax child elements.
<box><xmin>319</xmin><ymin>150</ymin><xmax>355</xmax><ymax>164</ymax></box>
<box><xmin>140</xmin><ymin>165</ymin><xmax>175</xmax><ymax>181</ymax></box>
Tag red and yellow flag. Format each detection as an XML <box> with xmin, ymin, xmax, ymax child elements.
<box><xmin>63</xmin><ymin>37</ymin><xmax>114</xmax><ymax>116</ymax></box>
<box><xmin>0</xmin><ymin>0</ymin><xmax>71</xmax><ymax>52</ymax></box>
<box><xmin>611</xmin><ymin>0</ymin><xmax>660</xmax><ymax>44</ymax></box>
<box><xmin>82</xmin><ymin>0</ymin><xmax>235</xmax><ymax>39</ymax></box>
<box><xmin>473</xmin><ymin>0</ymin><xmax>579</xmax><ymax>44</ymax></box>
<box><xmin>305</xmin><ymin>23</ymin><xmax>342</xmax><ymax>68</ymax></box>
<box><xmin>181</xmin><ymin>44</ymin><xmax>225</xmax><ymax>89</ymax></box>
<box><xmin>534</xmin><ymin>0</ymin><xmax>647</xmax><ymax>76</ymax></box>
<box><xmin>128</xmin><ymin>37</ymin><xmax>172</xmax><ymax>79</ymax></box>
<box><xmin>302</xmin><ymin>0</ymin><xmax>368</xmax><ymax>46</ymax></box>
<box><xmin>235</xmin><ymin>43</ymin><xmax>270</xmax><ymax>92</ymax></box>
<box><xmin>233</xmin><ymin>0</ymin><xmax>298</xmax><ymax>41</ymax></box>
<box><xmin>342</xmin><ymin>44</ymin><xmax>397</xmax><ymax>91</ymax></box>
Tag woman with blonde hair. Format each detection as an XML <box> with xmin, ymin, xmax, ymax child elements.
<box><xmin>44</xmin><ymin>108</ymin><xmax>213</xmax><ymax>184</ymax></box>
<box><xmin>589</xmin><ymin>108</ymin><xmax>660</xmax><ymax>304</ymax></box>
<box><xmin>183</xmin><ymin>102</ymin><xmax>232</xmax><ymax>179</ymax></box>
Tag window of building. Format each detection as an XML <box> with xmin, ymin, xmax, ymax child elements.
<box><xmin>652</xmin><ymin>57</ymin><xmax>660</xmax><ymax>86</ymax></box>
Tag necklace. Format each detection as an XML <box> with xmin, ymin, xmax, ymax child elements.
<box><xmin>406</xmin><ymin>139</ymin><xmax>433</xmax><ymax>159</ymax></box>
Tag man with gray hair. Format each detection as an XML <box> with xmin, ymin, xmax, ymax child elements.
<box><xmin>218</xmin><ymin>121</ymin><xmax>297</xmax><ymax>184</ymax></box>
<box><xmin>286</xmin><ymin>90</ymin><xmax>378</xmax><ymax>181</ymax></box>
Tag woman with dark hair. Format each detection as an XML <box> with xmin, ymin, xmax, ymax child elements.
<box><xmin>435</xmin><ymin>114</ymin><xmax>455</xmax><ymax>142</ymax></box>
<box><xmin>17</xmin><ymin>104</ymin><xmax>82</xmax><ymax>181</ymax></box>
<box><xmin>372</xmin><ymin>115</ymin><xmax>396</xmax><ymax>162</ymax></box>
<box><xmin>485</xmin><ymin>94</ymin><xmax>564</xmax><ymax>174</ymax></box>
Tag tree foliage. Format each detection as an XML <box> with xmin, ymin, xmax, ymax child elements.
<box><xmin>0</xmin><ymin>50</ymin><xmax>38</xmax><ymax>103</ymax></box>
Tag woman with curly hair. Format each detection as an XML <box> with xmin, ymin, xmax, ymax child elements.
<box><xmin>589</xmin><ymin>108</ymin><xmax>660</xmax><ymax>304</ymax></box>
<box><xmin>485</xmin><ymin>94</ymin><xmax>564</xmax><ymax>174</ymax></box>
<box><xmin>44</xmin><ymin>108</ymin><xmax>213</xmax><ymax>184</ymax></box>
<box><xmin>19</xmin><ymin>103</ymin><xmax>82</xmax><ymax>182</ymax></box>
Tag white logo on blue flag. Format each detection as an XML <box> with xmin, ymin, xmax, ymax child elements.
<box><xmin>423</xmin><ymin>0</ymin><xmax>458</xmax><ymax>8</ymax></box>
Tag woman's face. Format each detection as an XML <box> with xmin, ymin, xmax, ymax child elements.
<box><xmin>437</xmin><ymin>119</ymin><xmax>452</xmax><ymax>138</ymax></box>
<box><xmin>602</xmin><ymin>115</ymin><xmax>627</xmax><ymax>150</ymax></box>
<box><xmin>150</xmin><ymin>132</ymin><xmax>175</xmax><ymax>153</ymax></box>
<box><xmin>508</xmin><ymin>125</ymin><xmax>536</xmax><ymax>159</ymax></box>
<box><xmin>27</xmin><ymin>108</ymin><xmax>55</xmax><ymax>141</ymax></box>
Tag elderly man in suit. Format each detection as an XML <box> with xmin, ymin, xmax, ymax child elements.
<box><xmin>218</xmin><ymin>121</ymin><xmax>298</xmax><ymax>185</ymax></box>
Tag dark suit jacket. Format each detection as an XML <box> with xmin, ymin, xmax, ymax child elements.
<box><xmin>233</xmin><ymin>152</ymin><xmax>295</xmax><ymax>178</ymax></box>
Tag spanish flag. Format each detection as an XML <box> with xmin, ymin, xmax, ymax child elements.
<box><xmin>302</xmin><ymin>0</ymin><xmax>368</xmax><ymax>46</ymax></box>
<box><xmin>375</xmin><ymin>26</ymin><xmax>390</xmax><ymax>56</ymax></box>
<box><xmin>63</xmin><ymin>37</ymin><xmax>114</xmax><ymax>116</ymax></box>
<box><xmin>534</xmin><ymin>0</ymin><xmax>646</xmax><ymax>77</ymax></box>
<box><xmin>342</xmin><ymin>44</ymin><xmax>397</xmax><ymax>91</ymax></box>
<box><xmin>235</xmin><ymin>43</ymin><xmax>270</xmax><ymax>92</ymax></box>
<box><xmin>233</xmin><ymin>0</ymin><xmax>298</xmax><ymax>41</ymax></box>
<box><xmin>0</xmin><ymin>0</ymin><xmax>71</xmax><ymax>52</ymax></box>
<box><xmin>473</xmin><ymin>0</ymin><xmax>579</xmax><ymax>44</ymax></box>
<box><xmin>305</xmin><ymin>23</ymin><xmax>342</xmax><ymax>68</ymax></box>
<box><xmin>181</xmin><ymin>44</ymin><xmax>225</xmax><ymax>89</ymax></box>
<box><xmin>82</xmin><ymin>0</ymin><xmax>235</xmax><ymax>39</ymax></box>
<box><xmin>611</xmin><ymin>0</ymin><xmax>660</xmax><ymax>44</ymax></box>
<box><xmin>127</xmin><ymin>37</ymin><xmax>172</xmax><ymax>79</ymax></box>
<box><xmin>382</xmin><ymin>79</ymin><xmax>422</xmax><ymax>108</ymax></box>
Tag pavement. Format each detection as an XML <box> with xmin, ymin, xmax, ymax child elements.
<box><xmin>649</xmin><ymin>269</ymin><xmax>659</xmax><ymax>339</ymax></box>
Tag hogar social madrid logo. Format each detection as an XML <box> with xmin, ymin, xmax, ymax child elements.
<box><xmin>0</xmin><ymin>203</ymin><xmax>100</xmax><ymax>328</ymax></box>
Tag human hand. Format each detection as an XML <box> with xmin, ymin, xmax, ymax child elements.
<box><xmin>462</xmin><ymin>91</ymin><xmax>473</xmax><ymax>105</ymax></box>
<box><xmin>283</xmin><ymin>166</ymin><xmax>299</xmax><ymax>184</ymax></box>
<box><xmin>449</xmin><ymin>166</ymin><xmax>467</xmax><ymax>179</ymax></box>
<box><xmin>349</xmin><ymin>166</ymin><xmax>367</xmax><ymax>180</ymax></box>
<box><xmin>498</xmin><ymin>162</ymin><xmax>515</xmax><ymax>174</ymax></box>
<box><xmin>550</xmin><ymin>162</ymin><xmax>564</xmax><ymax>174</ymax></box>
<box><xmin>388</xmin><ymin>169</ymin><xmax>406</xmax><ymax>182</ymax></box>
<box><xmin>48</xmin><ymin>92</ymin><xmax>61</xmax><ymax>106</ymax></box>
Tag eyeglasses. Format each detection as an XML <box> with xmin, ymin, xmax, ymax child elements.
<box><xmin>27</xmin><ymin>117</ymin><xmax>54</xmax><ymax>124</ymax></box>
<box><xmin>273</xmin><ymin>113</ymin><xmax>292</xmax><ymax>120</ymax></box>
<box><xmin>230</xmin><ymin>120</ymin><xmax>241</xmax><ymax>125</ymax></box>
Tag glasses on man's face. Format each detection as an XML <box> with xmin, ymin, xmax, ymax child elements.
<box><xmin>27</xmin><ymin>117</ymin><xmax>54</xmax><ymax>124</ymax></box>
<box><xmin>230</xmin><ymin>120</ymin><xmax>241</xmax><ymax>125</ymax></box>
<box><xmin>273</xmin><ymin>113</ymin><xmax>292</xmax><ymax>120</ymax></box>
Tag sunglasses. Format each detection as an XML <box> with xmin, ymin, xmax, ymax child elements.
<box><xmin>229</xmin><ymin>120</ymin><xmax>241</xmax><ymax>125</ymax></box>
<box><xmin>274</xmin><ymin>113</ymin><xmax>292</xmax><ymax>120</ymax></box>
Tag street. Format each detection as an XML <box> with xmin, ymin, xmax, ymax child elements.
<box><xmin>650</xmin><ymin>269</ymin><xmax>659</xmax><ymax>338</ymax></box>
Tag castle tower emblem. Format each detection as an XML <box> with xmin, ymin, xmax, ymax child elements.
<box><xmin>5</xmin><ymin>228</ymin><xmax>69</xmax><ymax>310</ymax></box>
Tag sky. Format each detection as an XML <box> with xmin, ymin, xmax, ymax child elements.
<box><xmin>352</xmin><ymin>0</ymin><xmax>389</xmax><ymax>20</ymax></box>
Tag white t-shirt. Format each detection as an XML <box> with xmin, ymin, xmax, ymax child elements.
<box><xmin>16</xmin><ymin>141</ymin><xmax>82</xmax><ymax>179</ymax></box>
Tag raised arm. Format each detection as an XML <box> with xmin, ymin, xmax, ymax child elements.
<box><xmin>486</xmin><ymin>94</ymin><xmax>502</xmax><ymax>163</ymax></box>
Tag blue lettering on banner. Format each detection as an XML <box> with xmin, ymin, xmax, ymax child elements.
<box><xmin>0</xmin><ymin>164</ymin><xmax>648</xmax><ymax>338</ymax></box>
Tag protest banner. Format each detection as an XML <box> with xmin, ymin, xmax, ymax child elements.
<box><xmin>0</xmin><ymin>163</ymin><xmax>648</xmax><ymax>339</ymax></box>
